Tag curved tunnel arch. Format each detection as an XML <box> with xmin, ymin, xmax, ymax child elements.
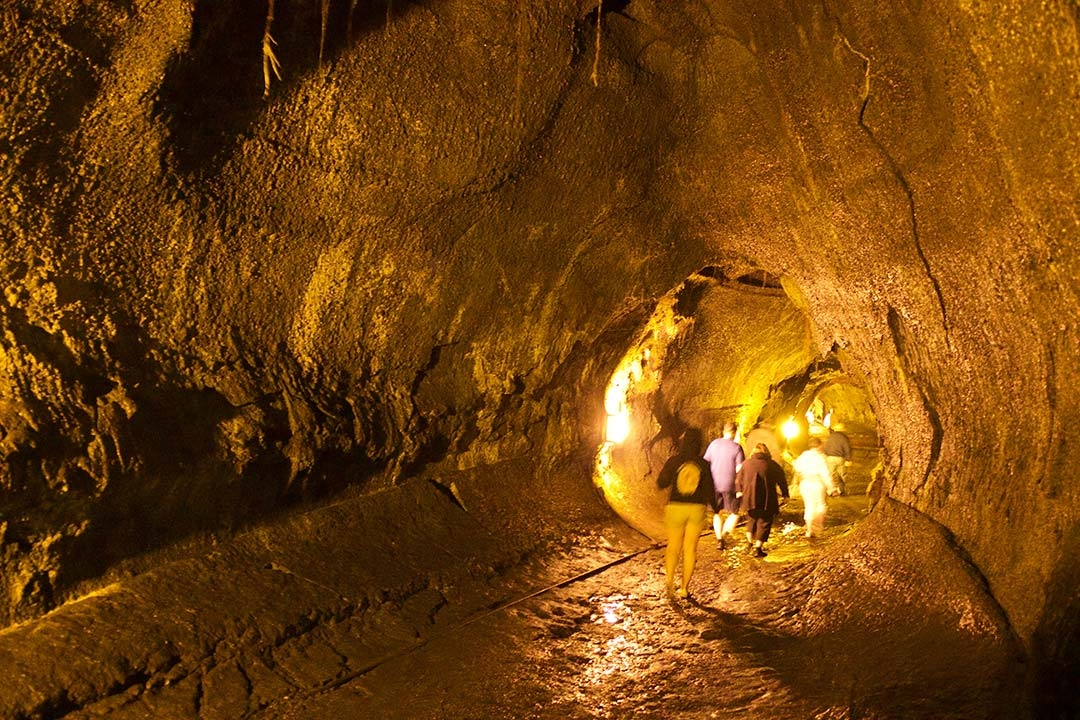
<box><xmin>593</xmin><ymin>266</ymin><xmax>881</xmax><ymax>540</ymax></box>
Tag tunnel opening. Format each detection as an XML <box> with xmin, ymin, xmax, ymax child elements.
<box><xmin>594</xmin><ymin>267</ymin><xmax>880</xmax><ymax>541</ymax></box>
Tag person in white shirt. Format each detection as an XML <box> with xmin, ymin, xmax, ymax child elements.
<box><xmin>792</xmin><ymin>437</ymin><xmax>836</xmax><ymax>538</ymax></box>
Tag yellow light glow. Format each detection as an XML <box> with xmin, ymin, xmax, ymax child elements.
<box><xmin>605</xmin><ymin>377</ymin><xmax>628</xmax><ymax>415</ymax></box>
<box><xmin>606</xmin><ymin>410</ymin><xmax>630</xmax><ymax>444</ymax></box>
<box><xmin>781</xmin><ymin>416</ymin><xmax>800</xmax><ymax>441</ymax></box>
<box><xmin>594</xmin><ymin>442</ymin><xmax>620</xmax><ymax>497</ymax></box>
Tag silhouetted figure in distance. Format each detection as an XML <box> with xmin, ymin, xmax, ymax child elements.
<box><xmin>745</xmin><ymin>418</ymin><xmax>782</xmax><ymax>463</ymax></box>
<box><xmin>821</xmin><ymin>423</ymin><xmax>852</xmax><ymax>495</ymax></box>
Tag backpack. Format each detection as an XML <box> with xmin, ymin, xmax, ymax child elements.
<box><xmin>676</xmin><ymin>461</ymin><xmax>701</xmax><ymax>495</ymax></box>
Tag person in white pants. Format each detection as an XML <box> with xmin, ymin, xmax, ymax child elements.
<box><xmin>703</xmin><ymin>422</ymin><xmax>745</xmax><ymax>549</ymax></box>
<box><xmin>792</xmin><ymin>437</ymin><xmax>836</xmax><ymax>538</ymax></box>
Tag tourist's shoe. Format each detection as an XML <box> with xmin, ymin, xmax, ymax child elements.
<box><xmin>676</xmin><ymin>587</ymin><xmax>689</xmax><ymax>599</ymax></box>
<box><xmin>718</xmin><ymin>537</ymin><xmax>726</xmax><ymax>550</ymax></box>
<box><xmin>753</xmin><ymin>547</ymin><xmax>767</xmax><ymax>558</ymax></box>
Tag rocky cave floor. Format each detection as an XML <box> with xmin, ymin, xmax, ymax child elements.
<box><xmin>269</xmin><ymin>522</ymin><xmax>845</xmax><ymax>720</ymax></box>
<box><xmin>262</xmin><ymin>461</ymin><xmax>901</xmax><ymax>720</ymax></box>
<box><xmin>5</xmin><ymin>453</ymin><xmax>1015</xmax><ymax>720</ymax></box>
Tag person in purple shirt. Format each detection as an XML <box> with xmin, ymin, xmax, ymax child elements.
<box><xmin>703</xmin><ymin>421</ymin><xmax>745</xmax><ymax>549</ymax></box>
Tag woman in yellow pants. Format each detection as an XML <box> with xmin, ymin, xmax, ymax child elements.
<box><xmin>657</xmin><ymin>428</ymin><xmax>716</xmax><ymax>600</ymax></box>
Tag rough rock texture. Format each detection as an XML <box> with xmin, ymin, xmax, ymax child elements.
<box><xmin>0</xmin><ymin>466</ymin><xmax>640</xmax><ymax>718</ymax></box>
<box><xmin>597</xmin><ymin>273</ymin><xmax>819</xmax><ymax>540</ymax></box>
<box><xmin>0</xmin><ymin>0</ymin><xmax>1077</xmax><ymax>715</ymax></box>
<box><xmin>797</xmin><ymin>500</ymin><xmax>1023</xmax><ymax>713</ymax></box>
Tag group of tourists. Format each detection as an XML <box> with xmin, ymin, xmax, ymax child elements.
<box><xmin>656</xmin><ymin>419</ymin><xmax>852</xmax><ymax>601</ymax></box>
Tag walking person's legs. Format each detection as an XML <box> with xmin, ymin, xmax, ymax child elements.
<box><xmin>800</xmin><ymin>480</ymin><xmax>827</xmax><ymax>537</ymax></box>
<box><xmin>722</xmin><ymin>511</ymin><xmax>739</xmax><ymax>538</ymax></box>
<box><xmin>825</xmin><ymin>455</ymin><xmax>845</xmax><ymax>494</ymax></box>
<box><xmin>713</xmin><ymin>492</ymin><xmax>739</xmax><ymax>549</ymax></box>
<box><xmin>677</xmin><ymin>504</ymin><xmax>707</xmax><ymax>598</ymax></box>
<box><xmin>753</xmin><ymin>513</ymin><xmax>774</xmax><ymax>556</ymax></box>
<box><xmin>663</xmin><ymin>505</ymin><xmax>686</xmax><ymax>597</ymax></box>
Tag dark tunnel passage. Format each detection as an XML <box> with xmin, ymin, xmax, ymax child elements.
<box><xmin>595</xmin><ymin>268</ymin><xmax>880</xmax><ymax>541</ymax></box>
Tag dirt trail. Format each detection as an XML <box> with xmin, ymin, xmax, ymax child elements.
<box><xmin>66</xmin><ymin>450</ymin><xmax>1014</xmax><ymax>719</ymax></box>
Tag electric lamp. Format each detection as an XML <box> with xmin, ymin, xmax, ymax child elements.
<box><xmin>781</xmin><ymin>416</ymin><xmax>800</xmax><ymax>441</ymax></box>
<box><xmin>605</xmin><ymin>410</ymin><xmax>630</xmax><ymax>444</ymax></box>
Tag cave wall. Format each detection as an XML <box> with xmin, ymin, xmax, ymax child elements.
<box><xmin>660</xmin><ymin>276</ymin><xmax>815</xmax><ymax>437</ymax></box>
<box><xmin>694</xmin><ymin>1</ymin><xmax>1080</xmax><ymax>647</ymax></box>
<box><xmin>610</xmin><ymin>1</ymin><xmax>1079</xmax><ymax>650</ymax></box>
<box><xmin>1</xmin><ymin>0</ymin><xmax>1077</xmax><ymax>682</ymax></box>
<box><xmin>3</xmin><ymin>0</ymin><xmax>693</xmax><ymax>620</ymax></box>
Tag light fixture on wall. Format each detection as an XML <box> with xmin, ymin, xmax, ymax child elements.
<box><xmin>605</xmin><ymin>408</ymin><xmax>630</xmax><ymax>444</ymax></box>
<box><xmin>781</xmin><ymin>416</ymin><xmax>800</xmax><ymax>441</ymax></box>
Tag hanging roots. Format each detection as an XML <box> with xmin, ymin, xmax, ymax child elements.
<box><xmin>262</xmin><ymin>0</ymin><xmax>282</xmax><ymax>97</ymax></box>
<box><xmin>590</xmin><ymin>2</ymin><xmax>601</xmax><ymax>86</ymax></box>
<box><xmin>319</xmin><ymin>0</ymin><xmax>331</xmax><ymax>69</ymax></box>
<box><xmin>347</xmin><ymin>0</ymin><xmax>359</xmax><ymax>41</ymax></box>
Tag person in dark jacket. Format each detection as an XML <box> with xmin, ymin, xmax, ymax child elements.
<box><xmin>657</xmin><ymin>428</ymin><xmax>715</xmax><ymax>600</ymax></box>
<box><xmin>735</xmin><ymin>443</ymin><xmax>790</xmax><ymax>558</ymax></box>
<box><xmin>821</xmin><ymin>424</ymin><xmax>852</xmax><ymax>494</ymax></box>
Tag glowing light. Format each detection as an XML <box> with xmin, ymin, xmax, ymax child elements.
<box><xmin>594</xmin><ymin>292</ymin><xmax>689</xmax><ymax>524</ymax></box>
<box><xmin>605</xmin><ymin>409</ymin><xmax>630</xmax><ymax>444</ymax></box>
<box><xmin>592</xmin><ymin>596</ymin><xmax>630</xmax><ymax>624</ymax></box>
<box><xmin>823</xmin><ymin>411</ymin><xmax>833</xmax><ymax>428</ymax></box>
<box><xmin>781</xmin><ymin>416</ymin><xmax>800</xmax><ymax>441</ymax></box>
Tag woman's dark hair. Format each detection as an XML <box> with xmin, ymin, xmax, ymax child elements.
<box><xmin>680</xmin><ymin>428</ymin><xmax>704</xmax><ymax>456</ymax></box>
